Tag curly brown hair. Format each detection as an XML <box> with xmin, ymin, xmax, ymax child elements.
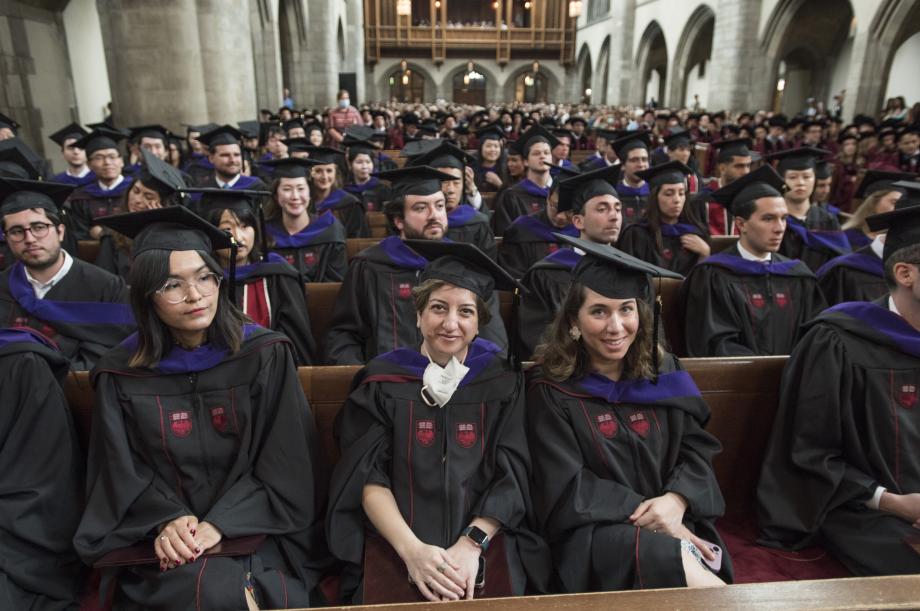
<box><xmin>533</xmin><ymin>282</ymin><xmax>659</xmax><ymax>382</ymax></box>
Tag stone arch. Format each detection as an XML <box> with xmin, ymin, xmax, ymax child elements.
<box><xmin>377</xmin><ymin>61</ymin><xmax>437</xmax><ymax>103</ymax></box>
<box><xmin>576</xmin><ymin>43</ymin><xmax>592</xmax><ymax>103</ymax></box>
<box><xmin>873</xmin><ymin>0</ymin><xmax>920</xmax><ymax>116</ymax></box>
<box><xmin>635</xmin><ymin>20</ymin><xmax>668</xmax><ymax>106</ymax></box>
<box><xmin>760</xmin><ymin>0</ymin><xmax>854</xmax><ymax>114</ymax></box>
<box><xmin>503</xmin><ymin>63</ymin><xmax>562</xmax><ymax>103</ymax></box>
<box><xmin>669</xmin><ymin>4</ymin><xmax>715</xmax><ymax>109</ymax></box>
<box><xmin>278</xmin><ymin>0</ymin><xmax>309</xmax><ymax>107</ymax></box>
<box><xmin>250</xmin><ymin>0</ymin><xmax>283</xmax><ymax>110</ymax></box>
<box><xmin>441</xmin><ymin>62</ymin><xmax>499</xmax><ymax>105</ymax></box>
<box><xmin>594</xmin><ymin>36</ymin><xmax>611</xmax><ymax>104</ymax></box>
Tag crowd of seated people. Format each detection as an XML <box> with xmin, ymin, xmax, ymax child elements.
<box><xmin>0</xmin><ymin>95</ymin><xmax>919</xmax><ymax>609</ymax></box>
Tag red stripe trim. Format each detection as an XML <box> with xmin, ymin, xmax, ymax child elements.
<box><xmin>361</xmin><ymin>373</ymin><xmax>421</xmax><ymax>385</ymax></box>
<box><xmin>889</xmin><ymin>370</ymin><xmax>902</xmax><ymax>489</ymax></box>
<box><xmin>480</xmin><ymin>402</ymin><xmax>486</xmax><ymax>457</ymax></box>
<box><xmin>634</xmin><ymin>527</ymin><xmax>644</xmax><ymax>589</ymax></box>
<box><xmin>390</xmin><ymin>274</ymin><xmax>398</xmax><ymax>351</ymax></box>
<box><xmin>229</xmin><ymin>386</ymin><xmax>241</xmax><ymax>434</ymax></box>
<box><xmin>576</xmin><ymin>398</ymin><xmax>610</xmax><ymax>473</ymax></box>
<box><xmin>277</xmin><ymin>569</ymin><xmax>288</xmax><ymax>607</ymax></box>
<box><xmin>195</xmin><ymin>557</ymin><xmax>208</xmax><ymax>611</ymax></box>
<box><xmin>407</xmin><ymin>400</ymin><xmax>415</xmax><ymax>527</ymax></box>
<box><xmin>156</xmin><ymin>395</ymin><xmax>183</xmax><ymax>497</ymax></box>
<box><xmin>649</xmin><ymin>409</ymin><xmax>662</xmax><ymax>435</ymax></box>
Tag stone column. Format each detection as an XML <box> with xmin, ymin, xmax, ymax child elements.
<box><xmin>196</xmin><ymin>0</ymin><xmax>258</xmax><ymax>123</ymax></box>
<box><xmin>96</xmin><ymin>0</ymin><xmax>208</xmax><ymax>130</ymax></box>
<box><xmin>304</xmin><ymin>0</ymin><xmax>339</xmax><ymax>108</ymax></box>
<box><xmin>706</xmin><ymin>0</ymin><xmax>763</xmax><ymax>112</ymax></box>
<box><xmin>250</xmin><ymin>0</ymin><xmax>283</xmax><ymax>111</ymax></box>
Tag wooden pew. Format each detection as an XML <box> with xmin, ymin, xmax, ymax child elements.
<box><xmin>711</xmin><ymin>235</ymin><xmax>739</xmax><ymax>253</ymax></box>
<box><xmin>570</xmin><ymin>150</ymin><xmax>592</xmax><ymax>165</ymax></box>
<box><xmin>654</xmin><ymin>277</ymin><xmax>685</xmax><ymax>357</ymax></box>
<box><xmin>346</xmin><ymin>237</ymin><xmax>380</xmax><ymax>260</ymax></box>
<box><xmin>694</xmin><ymin>142</ymin><xmax>713</xmax><ymax>178</ymax></box>
<box><xmin>366</xmin><ymin>211</ymin><xmax>389</xmax><ymax>238</ymax></box>
<box><xmin>481</xmin><ymin>191</ymin><xmax>497</xmax><ymax>212</ymax></box>
<box><xmin>77</xmin><ymin>240</ymin><xmax>100</xmax><ymax>263</ymax></box>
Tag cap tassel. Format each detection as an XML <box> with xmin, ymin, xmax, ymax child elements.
<box><xmin>228</xmin><ymin>236</ymin><xmax>238</xmax><ymax>303</ymax></box>
<box><xmin>652</xmin><ymin>294</ymin><xmax>662</xmax><ymax>384</ymax></box>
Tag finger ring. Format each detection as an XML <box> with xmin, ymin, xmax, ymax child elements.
<box><xmin>653</xmin><ymin>529</ymin><xmax>658</xmax><ymax>533</ymax></box>
<box><xmin>159</xmin><ymin>536</ymin><xmax>167</xmax><ymax>541</ymax></box>
<box><xmin>437</xmin><ymin>563</ymin><xmax>447</xmax><ymax>573</ymax></box>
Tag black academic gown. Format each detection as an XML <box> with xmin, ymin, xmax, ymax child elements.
<box><xmin>446</xmin><ymin>204</ymin><xmax>497</xmax><ymax>261</ymax></box>
<box><xmin>313</xmin><ymin>189</ymin><xmax>369</xmax><ymax>239</ymax></box>
<box><xmin>0</xmin><ymin>259</ymin><xmax>134</xmax><ymax>370</ymax></box>
<box><xmin>497</xmin><ymin>211</ymin><xmax>579</xmax><ymax>280</ymax></box>
<box><xmin>514</xmin><ymin>249</ymin><xmax>580</xmax><ymax>360</ymax></box>
<box><xmin>0</xmin><ymin>238</ymin><xmax>12</xmax><ymax>271</ymax></box>
<box><xmin>230</xmin><ymin>253</ymin><xmax>317</xmax><ymax>365</ymax></box>
<box><xmin>491</xmin><ymin>178</ymin><xmax>549</xmax><ymax>237</ymax></box>
<box><xmin>614</xmin><ymin>181</ymin><xmax>649</xmax><ymax>230</ymax></box>
<box><xmin>344</xmin><ymin>178</ymin><xmax>391</xmax><ymax>213</ymax></box>
<box><xmin>779</xmin><ymin>205</ymin><xmax>849</xmax><ymax>273</ymax></box>
<box><xmin>74</xmin><ymin>326</ymin><xmax>330</xmax><ymax>610</ymax></box>
<box><xmin>526</xmin><ymin>357</ymin><xmax>732</xmax><ymax>592</ymax></box>
<box><xmin>681</xmin><ymin>246</ymin><xmax>827</xmax><ymax>357</ymax></box>
<box><xmin>266</xmin><ymin>213</ymin><xmax>349</xmax><ymax>282</ymax></box>
<box><xmin>0</xmin><ymin>328</ymin><xmax>84</xmax><ymax>610</ymax></box>
<box><xmin>93</xmin><ymin>235</ymin><xmax>132</xmax><ymax>280</ymax></box>
<box><xmin>66</xmin><ymin>177</ymin><xmax>133</xmax><ymax>240</ymax></box>
<box><xmin>326</xmin><ymin>339</ymin><xmax>552</xmax><ymax>602</ymax></box>
<box><xmin>617</xmin><ymin>222</ymin><xmax>708</xmax><ymax>276</ymax></box>
<box><xmin>816</xmin><ymin>245</ymin><xmax>888</xmax><ymax>306</ymax></box>
<box><xmin>324</xmin><ymin>236</ymin><xmax>508</xmax><ymax>365</ymax></box>
<box><xmin>757</xmin><ymin>300</ymin><xmax>920</xmax><ymax>576</ymax></box>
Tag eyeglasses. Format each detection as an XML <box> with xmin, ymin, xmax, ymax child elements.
<box><xmin>5</xmin><ymin>222</ymin><xmax>54</xmax><ymax>242</ymax></box>
<box><xmin>155</xmin><ymin>272</ymin><xmax>221</xmax><ymax>304</ymax></box>
<box><xmin>90</xmin><ymin>153</ymin><xmax>120</xmax><ymax>162</ymax></box>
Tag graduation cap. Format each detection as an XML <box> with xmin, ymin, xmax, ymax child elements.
<box><xmin>855</xmin><ymin>170</ymin><xmax>917</xmax><ymax>199</ymax></box>
<box><xmin>49</xmin><ymin>122</ymin><xmax>89</xmax><ymax>147</ymax></box>
<box><xmin>551</xmin><ymin>128</ymin><xmax>575</xmax><ymax>142</ymax></box>
<box><xmin>0</xmin><ymin>112</ymin><xmax>20</xmax><ymax>133</ymax></box>
<box><xmin>237</xmin><ymin>120</ymin><xmax>261</xmax><ymax>139</ymax></box>
<box><xmin>86</xmin><ymin>118</ymin><xmax>114</xmax><ymax>130</ymax></box>
<box><xmin>866</xmin><ymin>186</ymin><xmax>920</xmax><ymax>262</ymax></box>
<box><xmin>899</xmin><ymin>125</ymin><xmax>920</xmax><ymax>141</ymax></box>
<box><xmin>475</xmin><ymin>123</ymin><xmax>505</xmax><ymax>142</ymax></box>
<box><xmin>570</xmin><ymin>116</ymin><xmax>588</xmax><ymax>127</ymax></box>
<box><xmin>259</xmin><ymin>156</ymin><xmax>322</xmax><ymax>178</ymax></box>
<box><xmin>186</xmin><ymin>122</ymin><xmax>219</xmax><ymax>136</ymax></box>
<box><xmin>418</xmin><ymin>119</ymin><xmax>440</xmax><ymax>137</ymax></box>
<box><xmin>182</xmin><ymin>187</ymin><xmax>271</xmax><ymax>256</ymax></box>
<box><xmin>765</xmin><ymin>146</ymin><xmax>831</xmax><ymax>174</ymax></box>
<box><xmin>198</xmin><ymin>125</ymin><xmax>242</xmax><ymax>148</ymax></box>
<box><xmin>401</xmin><ymin>113</ymin><xmax>420</xmax><ymax>126</ymax></box>
<box><xmin>713</xmin><ymin>137</ymin><xmax>754</xmax><ymax>163</ymax></box>
<box><xmin>0</xmin><ymin>147</ymin><xmax>40</xmax><ymax>180</ymax></box>
<box><xmin>0</xmin><ymin>139</ymin><xmax>44</xmax><ymax>177</ymax></box>
<box><xmin>710</xmin><ymin>164</ymin><xmax>786</xmax><ymax>216</ymax></box>
<box><xmin>374</xmin><ymin>165</ymin><xmax>456</xmax><ymax>198</ymax></box>
<box><xmin>406</xmin><ymin>239</ymin><xmax>526</xmax><ymax>301</ymax></box>
<box><xmin>129</xmin><ymin>124</ymin><xmax>170</xmax><ymax>144</ymax></box>
<box><xmin>400</xmin><ymin>138</ymin><xmax>443</xmax><ymax>161</ymax></box>
<box><xmin>0</xmin><ymin>177</ymin><xmax>74</xmax><ymax>217</ymax></box>
<box><xmin>838</xmin><ymin>131</ymin><xmax>859</xmax><ymax>144</ymax></box>
<box><xmin>407</xmin><ymin>141</ymin><xmax>473</xmax><ymax>171</ymax></box>
<box><xmin>73</xmin><ymin>127</ymin><xmax>127</xmax><ymax>156</ymax></box>
<box><xmin>636</xmin><ymin>160</ymin><xmax>692</xmax><ymax>189</ymax></box>
<box><xmin>556</xmin><ymin>234</ymin><xmax>683</xmax><ymax>378</ymax></box>
<box><xmin>511</xmin><ymin>123</ymin><xmax>559</xmax><ymax>157</ymax></box>
<box><xmin>343</xmin><ymin>125</ymin><xmax>377</xmax><ymax>143</ymax></box>
<box><xmin>558</xmin><ymin>163</ymin><xmax>620</xmax><ymax>214</ymax></box>
<box><xmin>282</xmin><ymin>137</ymin><xmax>310</xmax><ymax>155</ymax></box>
<box><xmin>283</xmin><ymin>118</ymin><xmax>304</xmax><ymax>133</ymax></box>
<box><xmin>663</xmin><ymin>129</ymin><xmax>692</xmax><ymax>149</ymax></box>
<box><xmin>610</xmin><ymin>131</ymin><xmax>652</xmax><ymax>160</ymax></box>
<box><xmin>370</xmin><ymin>109</ymin><xmax>389</xmax><ymax>121</ymax></box>
<box><xmin>137</xmin><ymin>149</ymin><xmax>187</xmax><ymax>198</ymax></box>
<box><xmin>304</xmin><ymin>146</ymin><xmax>343</xmax><ymax>165</ymax></box>
<box><xmin>594</xmin><ymin>128</ymin><xmax>624</xmax><ymax>143</ymax></box>
<box><xmin>767</xmin><ymin>115</ymin><xmax>788</xmax><ymax>128</ymax></box>
<box><xmin>814</xmin><ymin>160</ymin><xmax>833</xmax><ymax>181</ymax></box>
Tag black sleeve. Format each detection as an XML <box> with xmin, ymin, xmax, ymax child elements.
<box><xmin>682</xmin><ymin>266</ymin><xmax>757</xmax><ymax>357</ymax></box>
<box><xmin>324</xmin><ymin>258</ymin><xmax>373</xmax><ymax>365</ymax></box>
<box><xmin>616</xmin><ymin>225</ymin><xmax>658</xmax><ymax>265</ymax></box>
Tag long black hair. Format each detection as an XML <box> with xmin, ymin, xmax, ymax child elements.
<box><xmin>205</xmin><ymin>205</ymin><xmax>266</xmax><ymax>263</ymax></box>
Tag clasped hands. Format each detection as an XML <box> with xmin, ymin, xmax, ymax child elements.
<box><xmin>154</xmin><ymin>515</ymin><xmax>223</xmax><ymax>571</ymax></box>
<box><xmin>629</xmin><ymin>491</ymin><xmax>717</xmax><ymax>562</ymax></box>
<box><xmin>401</xmin><ymin>535</ymin><xmax>482</xmax><ymax>602</ymax></box>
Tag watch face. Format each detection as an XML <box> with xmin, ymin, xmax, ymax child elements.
<box><xmin>467</xmin><ymin>526</ymin><xmax>488</xmax><ymax>545</ymax></box>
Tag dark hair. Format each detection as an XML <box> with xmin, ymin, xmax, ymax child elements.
<box><xmin>383</xmin><ymin>194</ymin><xmax>407</xmax><ymax>234</ymax></box>
<box><xmin>412</xmin><ymin>278</ymin><xmax>491</xmax><ymax>325</ymax></box>
<box><xmin>204</xmin><ymin>206</ymin><xmax>264</xmax><ymax>263</ymax></box>
<box><xmin>127</xmin><ymin>249</ymin><xmax>246</xmax><ymax>368</ymax></box>
<box><xmin>347</xmin><ymin>149</ymin><xmax>375</xmax><ymax>164</ymax></box>
<box><xmin>732</xmin><ymin>198</ymin><xmax>759</xmax><ymax>220</ymax></box>
<box><xmin>308</xmin><ymin>163</ymin><xmax>343</xmax><ymax>207</ymax></box>
<box><xmin>534</xmin><ymin>283</ymin><xmax>658</xmax><ymax>381</ymax></box>
<box><xmin>645</xmin><ymin>181</ymin><xmax>708</xmax><ymax>251</ymax></box>
<box><xmin>264</xmin><ymin>175</ymin><xmax>310</xmax><ymax>222</ymax></box>
<box><xmin>884</xmin><ymin>243</ymin><xmax>920</xmax><ymax>289</ymax></box>
<box><xmin>2</xmin><ymin>207</ymin><xmax>63</xmax><ymax>232</ymax></box>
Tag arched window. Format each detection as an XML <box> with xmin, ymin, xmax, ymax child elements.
<box><xmin>588</xmin><ymin>0</ymin><xmax>610</xmax><ymax>22</ymax></box>
<box><xmin>452</xmin><ymin>64</ymin><xmax>487</xmax><ymax>105</ymax></box>
<box><xmin>514</xmin><ymin>71</ymin><xmax>548</xmax><ymax>103</ymax></box>
<box><xmin>388</xmin><ymin>68</ymin><xmax>425</xmax><ymax>103</ymax></box>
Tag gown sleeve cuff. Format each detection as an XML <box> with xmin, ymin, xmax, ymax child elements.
<box><xmin>865</xmin><ymin>485</ymin><xmax>886</xmax><ymax>510</ymax></box>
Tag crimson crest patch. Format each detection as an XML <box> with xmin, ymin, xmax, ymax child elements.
<box><xmin>629</xmin><ymin>412</ymin><xmax>650</xmax><ymax>438</ymax></box>
<box><xmin>529</xmin><ymin>201</ymin><xmax>541</xmax><ymax>212</ymax></box>
<box><xmin>899</xmin><ymin>384</ymin><xmax>918</xmax><ymax>409</ymax></box>
<box><xmin>398</xmin><ymin>282</ymin><xmax>412</xmax><ymax>299</ymax></box>
<box><xmin>662</xmin><ymin>248</ymin><xmax>673</xmax><ymax>261</ymax></box>
<box><xmin>547</xmin><ymin>243</ymin><xmax>559</xmax><ymax>254</ymax></box>
<box><xmin>456</xmin><ymin>422</ymin><xmax>477</xmax><ymax>449</ymax></box>
<box><xmin>95</xmin><ymin>206</ymin><xmax>109</xmax><ymax>217</ymax></box>
<box><xmin>210</xmin><ymin>406</ymin><xmax>228</xmax><ymax>432</ymax></box>
<box><xmin>416</xmin><ymin>419</ymin><xmax>435</xmax><ymax>447</ymax></box>
<box><xmin>749</xmin><ymin>292</ymin><xmax>766</xmax><ymax>308</ymax></box>
<box><xmin>774</xmin><ymin>292</ymin><xmax>789</xmax><ymax>308</ymax></box>
<box><xmin>625</xmin><ymin>207</ymin><xmax>635</xmax><ymax>217</ymax></box>
<box><xmin>303</xmin><ymin>251</ymin><xmax>316</xmax><ymax>266</ymax></box>
<box><xmin>596</xmin><ymin>412</ymin><xmax>618</xmax><ymax>439</ymax></box>
<box><xmin>284</xmin><ymin>254</ymin><xmax>295</xmax><ymax>265</ymax></box>
<box><xmin>169</xmin><ymin>410</ymin><xmax>192</xmax><ymax>438</ymax></box>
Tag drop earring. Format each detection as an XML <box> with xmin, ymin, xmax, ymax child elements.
<box><xmin>569</xmin><ymin>326</ymin><xmax>582</xmax><ymax>340</ymax></box>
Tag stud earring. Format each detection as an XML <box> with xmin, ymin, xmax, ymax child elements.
<box><xmin>569</xmin><ymin>326</ymin><xmax>582</xmax><ymax>340</ymax></box>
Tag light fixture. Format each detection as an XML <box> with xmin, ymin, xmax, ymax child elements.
<box><xmin>463</xmin><ymin>74</ymin><xmax>471</xmax><ymax>86</ymax></box>
<box><xmin>524</xmin><ymin>0</ymin><xmax>531</xmax><ymax>8</ymax></box>
<box><xmin>524</xmin><ymin>75</ymin><xmax>535</xmax><ymax>87</ymax></box>
<box><xmin>532</xmin><ymin>60</ymin><xmax>540</xmax><ymax>73</ymax></box>
<box><xmin>402</xmin><ymin>74</ymin><xmax>410</xmax><ymax>85</ymax></box>
<box><xmin>397</xmin><ymin>0</ymin><xmax>411</xmax><ymax>16</ymax></box>
<box><xmin>400</xmin><ymin>59</ymin><xmax>408</xmax><ymax>71</ymax></box>
<box><xmin>776</xmin><ymin>79</ymin><xmax>786</xmax><ymax>92</ymax></box>
<box><xmin>568</xmin><ymin>0</ymin><xmax>582</xmax><ymax>18</ymax></box>
<box><xmin>584</xmin><ymin>87</ymin><xmax>592</xmax><ymax>96</ymax></box>
<box><xmin>435</xmin><ymin>0</ymin><xmax>441</xmax><ymax>7</ymax></box>
<box><xmin>492</xmin><ymin>1</ymin><xmax>500</xmax><ymax>10</ymax></box>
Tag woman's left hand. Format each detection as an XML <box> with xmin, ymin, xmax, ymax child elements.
<box><xmin>444</xmin><ymin>537</ymin><xmax>482</xmax><ymax>600</ymax></box>
<box><xmin>629</xmin><ymin>491</ymin><xmax>689</xmax><ymax>538</ymax></box>
<box><xmin>194</xmin><ymin>521</ymin><xmax>223</xmax><ymax>554</ymax></box>
<box><xmin>484</xmin><ymin>171</ymin><xmax>503</xmax><ymax>188</ymax></box>
<box><xmin>680</xmin><ymin>234</ymin><xmax>711</xmax><ymax>258</ymax></box>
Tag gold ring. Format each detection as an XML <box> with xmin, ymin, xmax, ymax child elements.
<box><xmin>436</xmin><ymin>563</ymin><xmax>447</xmax><ymax>573</ymax></box>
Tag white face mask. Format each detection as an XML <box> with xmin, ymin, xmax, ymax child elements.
<box><xmin>338</xmin><ymin>98</ymin><xmax>350</xmax><ymax>109</ymax></box>
<box><xmin>421</xmin><ymin>353</ymin><xmax>469</xmax><ymax>407</ymax></box>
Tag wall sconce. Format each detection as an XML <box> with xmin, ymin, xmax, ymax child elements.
<box><xmin>524</xmin><ymin>0</ymin><xmax>532</xmax><ymax>8</ymax></box>
<box><xmin>568</xmin><ymin>0</ymin><xmax>582</xmax><ymax>18</ymax></box>
<box><xmin>397</xmin><ymin>0</ymin><xmax>411</xmax><ymax>16</ymax></box>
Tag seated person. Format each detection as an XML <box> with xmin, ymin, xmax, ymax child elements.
<box><xmin>687</xmin><ymin>138</ymin><xmax>754</xmax><ymax>237</ymax></box>
<box><xmin>0</xmin><ymin>177</ymin><xmax>134</xmax><ymax>370</ymax></box>
<box><xmin>578</xmin><ymin>128</ymin><xmax>619</xmax><ymax>171</ymax></box>
<box><xmin>515</xmin><ymin>164</ymin><xmax>622</xmax><ymax>359</ymax></box>
<box><xmin>841</xmin><ymin>169</ymin><xmax>915</xmax><ymax>250</ymax></box>
<box><xmin>682</xmin><ymin>166</ymin><xmax>826</xmax><ymax>357</ymax></box>
<box><xmin>472</xmin><ymin>124</ymin><xmax>508</xmax><ymax>193</ymax></box>
<box><xmin>618</xmin><ymin>161</ymin><xmax>710</xmax><ymax>275</ymax></box>
<box><xmin>66</xmin><ymin>127</ymin><xmax>133</xmax><ymax>240</ymax></box>
<box><xmin>491</xmin><ymin>124</ymin><xmax>556</xmax><ymax>236</ymax></box>
<box><xmin>610</xmin><ymin>131</ymin><xmax>652</xmax><ymax>228</ymax></box>
<box><xmin>325</xmin><ymin>166</ymin><xmax>509</xmax><ymax>364</ymax></box>
<box><xmin>48</xmin><ymin>122</ymin><xmax>95</xmax><ymax>187</ymax></box>
<box><xmin>527</xmin><ymin>236</ymin><xmax>730</xmax><ymax>592</ymax></box>
<box><xmin>307</xmin><ymin>146</ymin><xmax>369</xmax><ymax>238</ymax></box>
<box><xmin>757</xmin><ymin>191</ymin><xmax>920</xmax><ymax>576</ymax></box>
<box><xmin>326</xmin><ymin>241</ymin><xmax>550</xmax><ymax>603</ymax></box>
<box><xmin>74</xmin><ymin>207</ymin><xmax>328</xmax><ymax>609</ymax></box>
<box><xmin>262</xmin><ymin>157</ymin><xmax>348</xmax><ymax>282</ymax></box>
<box><xmin>343</xmin><ymin>139</ymin><xmax>392</xmax><ymax>213</ymax></box>
<box><xmin>0</xmin><ymin>327</ymin><xmax>84</xmax><ymax>609</ymax></box>
<box><xmin>192</xmin><ymin>125</ymin><xmax>267</xmax><ymax>192</ymax></box>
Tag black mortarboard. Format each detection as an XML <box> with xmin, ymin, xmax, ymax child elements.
<box><xmin>0</xmin><ymin>147</ymin><xmax>40</xmax><ymax>180</ymax></box>
<box><xmin>557</xmin><ymin>163</ymin><xmax>620</xmax><ymax>214</ymax></box>
<box><xmin>418</xmin><ymin>119</ymin><xmax>440</xmax><ymax>136</ymax></box>
<box><xmin>511</xmin><ymin>123</ymin><xmax>559</xmax><ymax>156</ymax></box>
<box><xmin>406</xmin><ymin>239</ymin><xmax>525</xmax><ymax>300</ymax></box>
<box><xmin>814</xmin><ymin>160</ymin><xmax>833</xmax><ymax>181</ymax></box>
<box><xmin>838</xmin><ymin>131</ymin><xmax>859</xmax><ymax>144</ymax></box>
<box><xmin>570</xmin><ymin>116</ymin><xmax>588</xmax><ymax>126</ymax></box>
<box><xmin>96</xmin><ymin>206</ymin><xmax>233</xmax><ymax>260</ymax></box>
<box><xmin>636</xmin><ymin>160</ymin><xmax>692</xmax><ymax>188</ymax></box>
<box><xmin>186</xmin><ymin>123</ymin><xmax>218</xmax><ymax>136</ymax></box>
<box><xmin>765</xmin><ymin>146</ymin><xmax>830</xmax><ymax>173</ymax></box>
<box><xmin>552</xmin><ymin>128</ymin><xmax>575</xmax><ymax>142</ymax></box>
<box><xmin>238</xmin><ymin>121</ymin><xmax>260</xmax><ymax>139</ymax></box>
<box><xmin>610</xmin><ymin>131</ymin><xmax>652</xmax><ymax>160</ymax></box>
<box><xmin>86</xmin><ymin>119</ymin><xmax>114</xmax><ymax>130</ymax></box>
<box><xmin>343</xmin><ymin>125</ymin><xmax>376</xmax><ymax>143</ymax></box>
<box><xmin>855</xmin><ymin>170</ymin><xmax>917</xmax><ymax>199</ymax></box>
<box><xmin>374</xmin><ymin>166</ymin><xmax>456</xmax><ymax>198</ymax></box>
<box><xmin>866</xmin><ymin>185</ymin><xmax>920</xmax><ymax>262</ymax></box>
<box><xmin>401</xmin><ymin>113</ymin><xmax>420</xmax><ymax>126</ymax></box>
<box><xmin>49</xmin><ymin>123</ymin><xmax>88</xmax><ymax>147</ymax></box>
<box><xmin>304</xmin><ymin>145</ymin><xmax>343</xmax><ymax>165</ymax></box>
<box><xmin>475</xmin><ymin>123</ymin><xmax>505</xmax><ymax>142</ymax></box>
<box><xmin>663</xmin><ymin>129</ymin><xmax>691</xmax><ymax>149</ymax></box>
<box><xmin>767</xmin><ymin>115</ymin><xmax>788</xmax><ymax>128</ymax></box>
<box><xmin>259</xmin><ymin>156</ymin><xmax>321</xmax><ymax>178</ymax></box>
<box><xmin>899</xmin><ymin>125</ymin><xmax>920</xmax><ymax>140</ymax></box>
<box><xmin>713</xmin><ymin>137</ymin><xmax>753</xmax><ymax>163</ymax></box>
<box><xmin>0</xmin><ymin>113</ymin><xmax>19</xmax><ymax>132</ymax></box>
<box><xmin>370</xmin><ymin>109</ymin><xmax>389</xmax><ymax>120</ymax></box>
<box><xmin>400</xmin><ymin>138</ymin><xmax>443</xmax><ymax>160</ymax></box>
<box><xmin>137</xmin><ymin>149</ymin><xmax>187</xmax><ymax>199</ymax></box>
<box><xmin>710</xmin><ymin>164</ymin><xmax>786</xmax><ymax>215</ymax></box>
<box><xmin>182</xmin><ymin>188</ymin><xmax>269</xmax><ymax>217</ymax></box>
<box><xmin>407</xmin><ymin>141</ymin><xmax>473</xmax><ymax>171</ymax></box>
<box><xmin>283</xmin><ymin>137</ymin><xmax>311</xmax><ymax>155</ymax></box>
<box><xmin>0</xmin><ymin>177</ymin><xmax>73</xmax><ymax>216</ymax></box>
<box><xmin>129</xmin><ymin>124</ymin><xmax>170</xmax><ymax>144</ymax></box>
<box><xmin>0</xmin><ymin>139</ymin><xmax>43</xmax><ymax>175</ymax></box>
<box><xmin>73</xmin><ymin>127</ymin><xmax>127</xmax><ymax>156</ymax></box>
<box><xmin>198</xmin><ymin>125</ymin><xmax>242</xmax><ymax>148</ymax></box>
<box><xmin>594</xmin><ymin>128</ymin><xmax>624</xmax><ymax>142</ymax></box>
